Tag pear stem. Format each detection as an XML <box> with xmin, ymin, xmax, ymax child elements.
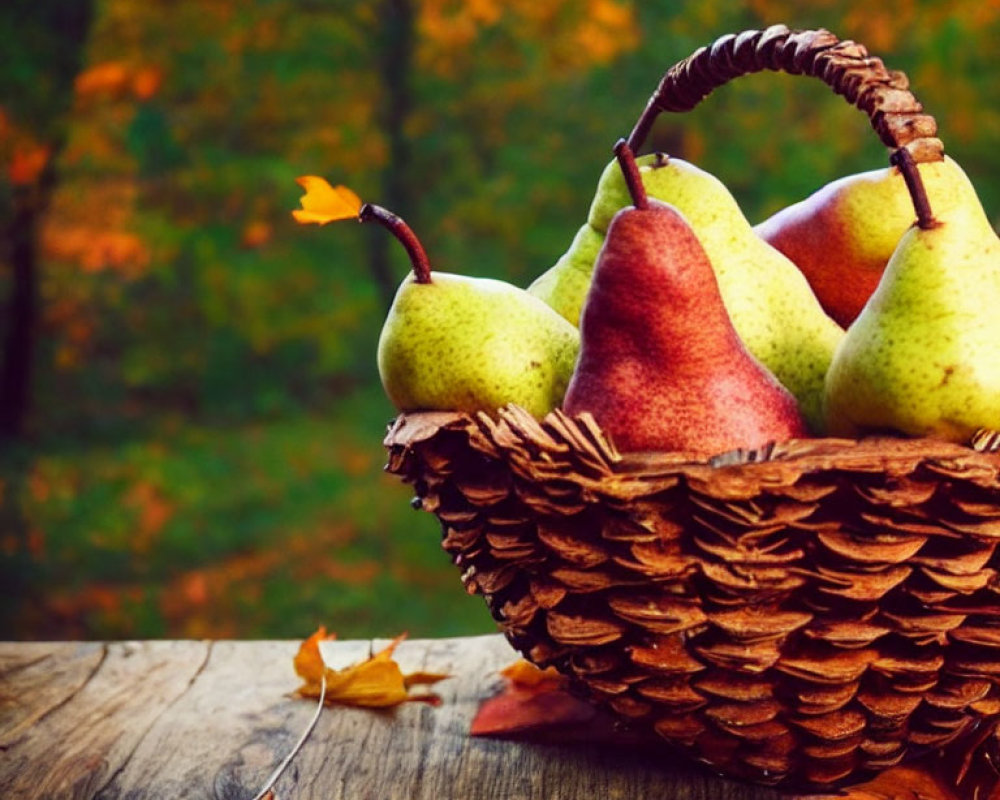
<box><xmin>359</xmin><ymin>203</ymin><xmax>433</xmax><ymax>283</ymax></box>
<box><xmin>614</xmin><ymin>139</ymin><xmax>648</xmax><ymax>210</ymax></box>
<box><xmin>890</xmin><ymin>147</ymin><xmax>939</xmax><ymax>230</ymax></box>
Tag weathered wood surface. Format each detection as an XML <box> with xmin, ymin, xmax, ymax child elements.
<box><xmin>0</xmin><ymin>635</ymin><xmax>785</xmax><ymax>800</ymax></box>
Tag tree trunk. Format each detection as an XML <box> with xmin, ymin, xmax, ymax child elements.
<box><xmin>0</xmin><ymin>0</ymin><xmax>95</xmax><ymax>441</ymax></box>
<box><xmin>0</xmin><ymin>187</ymin><xmax>43</xmax><ymax>440</ymax></box>
<box><xmin>369</xmin><ymin>0</ymin><xmax>417</xmax><ymax>311</ymax></box>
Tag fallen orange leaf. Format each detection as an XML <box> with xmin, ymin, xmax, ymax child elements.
<box><xmin>293</xmin><ymin>625</ymin><xmax>337</xmax><ymax>686</ymax></box>
<box><xmin>500</xmin><ymin>658</ymin><xmax>565</xmax><ymax>688</ymax></box>
<box><xmin>293</xmin><ymin>628</ymin><xmax>449</xmax><ymax>708</ymax></box>
<box><xmin>292</xmin><ymin>177</ymin><xmax>362</xmax><ymax>225</ymax></box>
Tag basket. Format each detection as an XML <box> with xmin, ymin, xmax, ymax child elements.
<box><xmin>383</xmin><ymin>26</ymin><xmax>1000</xmax><ymax>791</ymax></box>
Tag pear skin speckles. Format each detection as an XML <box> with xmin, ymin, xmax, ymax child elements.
<box><xmin>527</xmin><ymin>224</ymin><xmax>605</xmax><ymax>327</ymax></box>
<box><xmin>564</xmin><ymin>200</ymin><xmax>808</xmax><ymax>457</ymax></box>
<box><xmin>377</xmin><ymin>272</ymin><xmax>580</xmax><ymax>419</ymax></box>
<box><xmin>823</xmin><ymin>206</ymin><xmax>1000</xmax><ymax>442</ymax></box>
<box><xmin>755</xmin><ymin>156</ymin><xmax>984</xmax><ymax>327</ymax></box>
<box><xmin>586</xmin><ymin>153</ymin><xmax>844</xmax><ymax>432</ymax></box>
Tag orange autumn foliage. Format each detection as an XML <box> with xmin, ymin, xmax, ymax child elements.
<box><xmin>416</xmin><ymin>0</ymin><xmax>639</xmax><ymax>74</ymax></box>
<box><xmin>74</xmin><ymin>61</ymin><xmax>164</xmax><ymax>101</ymax></box>
<box><xmin>0</xmin><ymin>108</ymin><xmax>52</xmax><ymax>186</ymax></box>
<box><xmin>27</xmin><ymin>525</ymin><xmax>374</xmax><ymax>641</ymax></box>
<box><xmin>41</xmin><ymin>225</ymin><xmax>150</xmax><ymax>277</ymax></box>
<box><xmin>130</xmin><ymin>66</ymin><xmax>164</xmax><ymax>101</ymax></box>
<box><xmin>570</xmin><ymin>0</ymin><xmax>641</xmax><ymax>65</ymax></box>
<box><xmin>416</xmin><ymin>0</ymin><xmax>504</xmax><ymax>50</ymax></box>
<box><xmin>240</xmin><ymin>219</ymin><xmax>273</xmax><ymax>249</ymax></box>
<box><xmin>8</xmin><ymin>144</ymin><xmax>51</xmax><ymax>186</ymax></box>
<box><xmin>123</xmin><ymin>481</ymin><xmax>175</xmax><ymax>554</ymax></box>
<box><xmin>294</xmin><ymin>628</ymin><xmax>450</xmax><ymax>708</ymax></box>
<box><xmin>75</xmin><ymin>61</ymin><xmax>132</xmax><ymax>97</ymax></box>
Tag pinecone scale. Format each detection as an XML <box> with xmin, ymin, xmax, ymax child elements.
<box><xmin>384</xmin><ymin>407</ymin><xmax>1000</xmax><ymax>789</ymax></box>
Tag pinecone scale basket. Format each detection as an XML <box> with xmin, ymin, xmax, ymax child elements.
<box><xmin>384</xmin><ymin>407</ymin><xmax>1000</xmax><ymax>789</ymax></box>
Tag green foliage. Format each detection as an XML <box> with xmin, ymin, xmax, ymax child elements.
<box><xmin>2</xmin><ymin>383</ymin><xmax>493</xmax><ymax>638</ymax></box>
<box><xmin>4</xmin><ymin>0</ymin><xmax>1000</xmax><ymax>639</ymax></box>
<box><xmin>0</xmin><ymin>0</ymin><xmax>94</xmax><ymax>138</ymax></box>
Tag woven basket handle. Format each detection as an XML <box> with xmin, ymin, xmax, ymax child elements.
<box><xmin>627</xmin><ymin>24</ymin><xmax>944</xmax><ymax>165</ymax></box>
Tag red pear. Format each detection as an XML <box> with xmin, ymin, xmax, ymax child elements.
<box><xmin>562</xmin><ymin>141</ymin><xmax>808</xmax><ymax>457</ymax></box>
<box><xmin>754</xmin><ymin>157</ymin><xmax>981</xmax><ymax>327</ymax></box>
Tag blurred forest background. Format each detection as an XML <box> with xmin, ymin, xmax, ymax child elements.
<box><xmin>1</xmin><ymin>0</ymin><xmax>998</xmax><ymax>641</ymax></box>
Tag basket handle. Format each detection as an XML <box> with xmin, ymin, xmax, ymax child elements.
<box><xmin>626</xmin><ymin>24</ymin><xmax>944</xmax><ymax>164</ymax></box>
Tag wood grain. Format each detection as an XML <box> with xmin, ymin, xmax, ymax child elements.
<box><xmin>0</xmin><ymin>635</ymin><xmax>783</xmax><ymax>800</ymax></box>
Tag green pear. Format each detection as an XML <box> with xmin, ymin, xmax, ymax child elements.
<box><xmin>365</xmin><ymin>204</ymin><xmax>580</xmax><ymax>419</ymax></box>
<box><xmin>586</xmin><ymin>153</ymin><xmax>844</xmax><ymax>431</ymax></box>
<box><xmin>754</xmin><ymin>157</ymin><xmax>983</xmax><ymax>327</ymax></box>
<box><xmin>823</xmin><ymin>150</ymin><xmax>1000</xmax><ymax>442</ymax></box>
<box><xmin>527</xmin><ymin>224</ymin><xmax>604</xmax><ymax>327</ymax></box>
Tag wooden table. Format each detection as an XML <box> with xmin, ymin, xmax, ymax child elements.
<box><xmin>0</xmin><ymin>635</ymin><xmax>786</xmax><ymax>799</ymax></box>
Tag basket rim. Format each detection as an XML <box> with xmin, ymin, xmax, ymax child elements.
<box><xmin>384</xmin><ymin>405</ymin><xmax>1000</xmax><ymax>476</ymax></box>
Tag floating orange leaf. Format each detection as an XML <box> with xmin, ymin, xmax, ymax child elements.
<box><xmin>291</xmin><ymin>177</ymin><xmax>362</xmax><ymax>225</ymax></box>
<box><xmin>293</xmin><ymin>628</ymin><xmax>449</xmax><ymax>708</ymax></box>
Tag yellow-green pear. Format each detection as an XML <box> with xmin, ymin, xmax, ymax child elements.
<box><xmin>754</xmin><ymin>156</ymin><xmax>984</xmax><ymax>327</ymax></box>
<box><xmin>527</xmin><ymin>224</ymin><xmax>604</xmax><ymax>326</ymax></box>
<box><xmin>587</xmin><ymin>153</ymin><xmax>844</xmax><ymax>431</ymax></box>
<box><xmin>365</xmin><ymin>205</ymin><xmax>580</xmax><ymax>419</ymax></box>
<box><xmin>824</xmin><ymin>150</ymin><xmax>1000</xmax><ymax>442</ymax></box>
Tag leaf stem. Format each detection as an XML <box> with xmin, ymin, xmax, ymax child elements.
<box><xmin>614</xmin><ymin>139</ymin><xmax>648</xmax><ymax>210</ymax></box>
<box><xmin>249</xmin><ymin>670</ymin><xmax>327</xmax><ymax>800</ymax></box>
<box><xmin>359</xmin><ymin>204</ymin><xmax>432</xmax><ymax>283</ymax></box>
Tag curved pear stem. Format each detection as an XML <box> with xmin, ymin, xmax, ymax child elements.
<box><xmin>890</xmin><ymin>147</ymin><xmax>939</xmax><ymax>230</ymax></box>
<box><xmin>614</xmin><ymin>139</ymin><xmax>649</xmax><ymax>210</ymax></box>
<box><xmin>627</xmin><ymin>26</ymin><xmax>943</xmax><ymax>164</ymax></box>
<box><xmin>359</xmin><ymin>203</ymin><xmax>433</xmax><ymax>284</ymax></box>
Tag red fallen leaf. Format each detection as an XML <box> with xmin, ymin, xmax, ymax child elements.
<box><xmin>471</xmin><ymin>659</ymin><xmax>652</xmax><ymax>747</ymax></box>
<box><xmin>470</xmin><ymin>681</ymin><xmax>596</xmax><ymax>736</ymax></box>
<box><xmin>801</xmin><ymin>725</ymin><xmax>1000</xmax><ymax>800</ymax></box>
<box><xmin>793</xmin><ymin>764</ymin><xmax>961</xmax><ymax>800</ymax></box>
<box><xmin>292</xmin><ymin>177</ymin><xmax>362</xmax><ymax>225</ymax></box>
<box><xmin>293</xmin><ymin>628</ymin><xmax>450</xmax><ymax>708</ymax></box>
<box><xmin>470</xmin><ymin>659</ymin><xmax>598</xmax><ymax>737</ymax></box>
